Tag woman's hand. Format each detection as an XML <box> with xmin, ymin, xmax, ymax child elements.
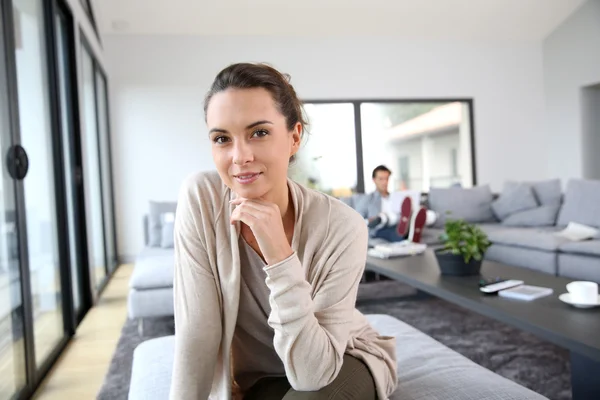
<box><xmin>230</xmin><ymin>198</ymin><xmax>293</xmax><ymax>265</ymax></box>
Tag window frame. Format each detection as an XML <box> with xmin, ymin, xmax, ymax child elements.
<box><xmin>301</xmin><ymin>98</ymin><xmax>477</xmax><ymax>194</ymax></box>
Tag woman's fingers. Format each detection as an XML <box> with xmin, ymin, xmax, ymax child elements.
<box><xmin>231</xmin><ymin>209</ymin><xmax>258</xmax><ymax>227</ymax></box>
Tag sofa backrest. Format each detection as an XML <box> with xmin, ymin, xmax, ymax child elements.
<box><xmin>556</xmin><ymin>179</ymin><xmax>600</xmax><ymax>228</ymax></box>
<box><xmin>143</xmin><ymin>214</ymin><xmax>150</xmax><ymax>246</ymax></box>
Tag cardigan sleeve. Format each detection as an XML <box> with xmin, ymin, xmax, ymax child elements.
<box><xmin>169</xmin><ymin>181</ymin><xmax>222</xmax><ymax>400</ymax></box>
<box><xmin>262</xmin><ymin>213</ymin><xmax>368</xmax><ymax>391</ymax></box>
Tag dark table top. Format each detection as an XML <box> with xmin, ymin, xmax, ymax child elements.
<box><xmin>366</xmin><ymin>250</ymin><xmax>600</xmax><ymax>361</ymax></box>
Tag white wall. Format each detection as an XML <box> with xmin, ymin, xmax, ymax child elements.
<box><xmin>105</xmin><ymin>35</ymin><xmax>548</xmax><ymax>259</ymax></box>
<box><xmin>543</xmin><ymin>0</ymin><xmax>600</xmax><ymax>181</ymax></box>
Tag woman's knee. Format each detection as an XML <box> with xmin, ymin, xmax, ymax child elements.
<box><xmin>283</xmin><ymin>355</ymin><xmax>376</xmax><ymax>400</ymax></box>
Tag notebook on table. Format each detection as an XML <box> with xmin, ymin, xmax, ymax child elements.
<box><xmin>498</xmin><ymin>285</ymin><xmax>553</xmax><ymax>301</ymax></box>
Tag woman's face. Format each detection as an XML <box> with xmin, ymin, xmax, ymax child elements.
<box><xmin>206</xmin><ymin>88</ymin><xmax>301</xmax><ymax>200</ymax></box>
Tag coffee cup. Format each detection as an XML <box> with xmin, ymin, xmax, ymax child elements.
<box><xmin>566</xmin><ymin>281</ymin><xmax>598</xmax><ymax>304</ymax></box>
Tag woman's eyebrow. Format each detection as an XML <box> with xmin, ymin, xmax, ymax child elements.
<box><xmin>209</xmin><ymin>120</ymin><xmax>273</xmax><ymax>135</ymax></box>
<box><xmin>246</xmin><ymin>120</ymin><xmax>273</xmax><ymax>129</ymax></box>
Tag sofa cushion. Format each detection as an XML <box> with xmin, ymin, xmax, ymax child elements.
<box><xmin>160</xmin><ymin>222</ymin><xmax>175</xmax><ymax>248</ymax></box>
<box><xmin>491</xmin><ymin>184</ymin><xmax>538</xmax><ymax>220</ymax></box>
<box><xmin>136</xmin><ymin>247</ymin><xmax>175</xmax><ymax>261</ymax></box>
<box><xmin>556</xmin><ymin>179</ymin><xmax>600</xmax><ymax>228</ymax></box>
<box><xmin>127</xmin><ymin>315</ymin><xmax>545</xmax><ymax>400</ymax></box>
<box><xmin>485</xmin><ymin>244</ymin><xmax>557</xmax><ymax>275</ymax></box>
<box><xmin>130</xmin><ymin>255</ymin><xmax>174</xmax><ymax>290</ymax></box>
<box><xmin>429</xmin><ymin>185</ymin><xmax>496</xmax><ymax>228</ymax></box>
<box><xmin>148</xmin><ymin>201</ymin><xmax>177</xmax><ymax>247</ymax></box>
<box><xmin>128</xmin><ymin>336</ymin><xmax>175</xmax><ymax>400</ymax></box>
<box><xmin>558</xmin><ymin>254</ymin><xmax>600</xmax><ymax>283</ymax></box>
<box><xmin>559</xmin><ymin>240</ymin><xmax>600</xmax><ymax>257</ymax></box>
<box><xmin>505</xmin><ymin>179</ymin><xmax>562</xmax><ymax>206</ymax></box>
<box><xmin>501</xmin><ymin>205</ymin><xmax>561</xmax><ymax>227</ymax></box>
<box><xmin>128</xmin><ymin>287</ymin><xmax>174</xmax><ymax>319</ymax></box>
<box><xmin>487</xmin><ymin>227</ymin><xmax>569</xmax><ymax>251</ymax></box>
<box><xmin>474</xmin><ymin>223</ymin><xmax>507</xmax><ymax>236</ymax></box>
<box><xmin>368</xmin><ymin>314</ymin><xmax>545</xmax><ymax>400</ymax></box>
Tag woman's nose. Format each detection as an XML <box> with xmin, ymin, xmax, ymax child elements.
<box><xmin>232</xmin><ymin>141</ymin><xmax>253</xmax><ymax>165</ymax></box>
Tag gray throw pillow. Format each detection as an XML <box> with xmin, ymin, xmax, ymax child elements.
<box><xmin>557</xmin><ymin>179</ymin><xmax>600</xmax><ymax>228</ymax></box>
<box><xmin>491</xmin><ymin>183</ymin><xmax>538</xmax><ymax>220</ymax></box>
<box><xmin>148</xmin><ymin>201</ymin><xmax>177</xmax><ymax>247</ymax></box>
<box><xmin>428</xmin><ymin>185</ymin><xmax>496</xmax><ymax>228</ymax></box>
<box><xmin>160</xmin><ymin>221</ymin><xmax>175</xmax><ymax>248</ymax></box>
<box><xmin>505</xmin><ymin>179</ymin><xmax>562</xmax><ymax>206</ymax></box>
<box><xmin>501</xmin><ymin>205</ymin><xmax>561</xmax><ymax>227</ymax></box>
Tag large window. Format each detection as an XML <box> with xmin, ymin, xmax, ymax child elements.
<box><xmin>289</xmin><ymin>103</ymin><xmax>357</xmax><ymax>197</ymax></box>
<box><xmin>293</xmin><ymin>100</ymin><xmax>475</xmax><ymax>195</ymax></box>
<box><xmin>361</xmin><ymin>101</ymin><xmax>474</xmax><ymax>193</ymax></box>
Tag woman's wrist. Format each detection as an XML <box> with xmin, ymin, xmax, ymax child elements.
<box><xmin>265</xmin><ymin>244</ymin><xmax>294</xmax><ymax>266</ymax></box>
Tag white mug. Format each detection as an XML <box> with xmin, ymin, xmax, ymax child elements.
<box><xmin>566</xmin><ymin>281</ymin><xmax>598</xmax><ymax>304</ymax></box>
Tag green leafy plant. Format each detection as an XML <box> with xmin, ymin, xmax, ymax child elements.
<box><xmin>438</xmin><ymin>218</ymin><xmax>491</xmax><ymax>263</ymax></box>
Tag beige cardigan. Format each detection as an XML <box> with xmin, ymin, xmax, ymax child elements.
<box><xmin>169</xmin><ymin>171</ymin><xmax>398</xmax><ymax>400</ymax></box>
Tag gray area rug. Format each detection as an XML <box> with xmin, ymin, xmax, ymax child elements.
<box><xmin>97</xmin><ymin>316</ymin><xmax>174</xmax><ymax>400</ymax></box>
<box><xmin>97</xmin><ymin>280</ymin><xmax>570</xmax><ymax>400</ymax></box>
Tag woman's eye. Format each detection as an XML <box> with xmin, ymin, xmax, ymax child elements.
<box><xmin>213</xmin><ymin>136</ymin><xmax>229</xmax><ymax>144</ymax></box>
<box><xmin>252</xmin><ymin>129</ymin><xmax>269</xmax><ymax>138</ymax></box>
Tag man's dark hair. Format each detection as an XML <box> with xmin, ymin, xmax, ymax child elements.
<box><xmin>372</xmin><ymin>165</ymin><xmax>392</xmax><ymax>179</ymax></box>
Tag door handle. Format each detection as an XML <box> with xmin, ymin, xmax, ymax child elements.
<box><xmin>6</xmin><ymin>145</ymin><xmax>29</xmax><ymax>180</ymax></box>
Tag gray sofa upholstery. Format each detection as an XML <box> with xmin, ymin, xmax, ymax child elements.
<box><xmin>128</xmin><ymin>314</ymin><xmax>546</xmax><ymax>400</ymax></box>
<box><xmin>128</xmin><ymin>204</ymin><xmax>177</xmax><ymax>325</ymax></box>
<box><xmin>426</xmin><ymin>179</ymin><xmax>600</xmax><ymax>282</ymax></box>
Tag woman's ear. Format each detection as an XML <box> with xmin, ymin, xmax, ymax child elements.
<box><xmin>289</xmin><ymin>122</ymin><xmax>302</xmax><ymax>157</ymax></box>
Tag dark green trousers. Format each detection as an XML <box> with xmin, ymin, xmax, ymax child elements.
<box><xmin>243</xmin><ymin>354</ymin><xmax>376</xmax><ymax>400</ymax></box>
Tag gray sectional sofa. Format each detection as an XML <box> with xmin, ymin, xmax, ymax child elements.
<box><xmin>128</xmin><ymin>314</ymin><xmax>547</xmax><ymax>400</ymax></box>
<box><xmin>128</xmin><ymin>178</ymin><xmax>600</xmax><ymax>332</ymax></box>
<box><xmin>423</xmin><ymin>178</ymin><xmax>600</xmax><ymax>283</ymax></box>
<box><xmin>128</xmin><ymin>202</ymin><xmax>177</xmax><ymax>331</ymax></box>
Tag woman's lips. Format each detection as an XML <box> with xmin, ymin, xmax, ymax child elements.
<box><xmin>234</xmin><ymin>172</ymin><xmax>262</xmax><ymax>184</ymax></box>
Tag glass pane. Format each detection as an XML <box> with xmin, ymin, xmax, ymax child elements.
<box><xmin>289</xmin><ymin>103</ymin><xmax>357</xmax><ymax>197</ymax></box>
<box><xmin>360</xmin><ymin>102</ymin><xmax>474</xmax><ymax>193</ymax></box>
<box><xmin>0</xmin><ymin>8</ymin><xmax>26</xmax><ymax>398</ymax></box>
<box><xmin>13</xmin><ymin>0</ymin><xmax>64</xmax><ymax>367</ymax></box>
<box><xmin>95</xmin><ymin>72</ymin><xmax>116</xmax><ymax>273</ymax></box>
<box><xmin>55</xmin><ymin>13</ymin><xmax>80</xmax><ymax>312</ymax></box>
<box><xmin>81</xmin><ymin>46</ymin><xmax>106</xmax><ymax>288</ymax></box>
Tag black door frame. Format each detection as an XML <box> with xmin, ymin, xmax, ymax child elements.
<box><xmin>51</xmin><ymin>0</ymin><xmax>93</xmax><ymax>328</ymax></box>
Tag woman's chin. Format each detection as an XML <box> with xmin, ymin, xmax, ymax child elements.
<box><xmin>232</xmin><ymin>184</ymin><xmax>267</xmax><ymax>199</ymax></box>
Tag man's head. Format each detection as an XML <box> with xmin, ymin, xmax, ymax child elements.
<box><xmin>372</xmin><ymin>165</ymin><xmax>391</xmax><ymax>194</ymax></box>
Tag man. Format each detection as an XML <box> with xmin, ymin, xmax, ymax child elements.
<box><xmin>354</xmin><ymin>165</ymin><xmax>426</xmax><ymax>243</ymax></box>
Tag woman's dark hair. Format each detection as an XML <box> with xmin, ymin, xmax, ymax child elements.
<box><xmin>204</xmin><ymin>63</ymin><xmax>308</xmax><ymax>141</ymax></box>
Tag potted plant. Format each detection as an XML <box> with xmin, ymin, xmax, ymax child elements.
<box><xmin>435</xmin><ymin>218</ymin><xmax>491</xmax><ymax>276</ymax></box>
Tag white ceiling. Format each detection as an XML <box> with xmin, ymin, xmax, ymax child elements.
<box><xmin>94</xmin><ymin>0</ymin><xmax>585</xmax><ymax>41</ymax></box>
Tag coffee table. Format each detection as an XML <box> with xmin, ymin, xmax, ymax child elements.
<box><xmin>365</xmin><ymin>250</ymin><xmax>600</xmax><ymax>400</ymax></box>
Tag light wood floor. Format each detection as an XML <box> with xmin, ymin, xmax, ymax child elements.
<box><xmin>32</xmin><ymin>263</ymin><xmax>133</xmax><ymax>399</ymax></box>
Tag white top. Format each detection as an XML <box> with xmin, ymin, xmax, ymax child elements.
<box><xmin>380</xmin><ymin>195</ymin><xmax>400</xmax><ymax>227</ymax></box>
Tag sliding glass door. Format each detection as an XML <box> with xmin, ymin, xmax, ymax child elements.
<box><xmin>0</xmin><ymin>4</ymin><xmax>27</xmax><ymax>398</ymax></box>
<box><xmin>80</xmin><ymin>43</ymin><xmax>106</xmax><ymax>290</ymax></box>
<box><xmin>96</xmin><ymin>72</ymin><xmax>117</xmax><ymax>274</ymax></box>
<box><xmin>55</xmin><ymin>5</ymin><xmax>86</xmax><ymax>318</ymax></box>
<box><xmin>0</xmin><ymin>0</ymin><xmax>103</xmax><ymax>397</ymax></box>
<box><xmin>13</xmin><ymin>0</ymin><xmax>66</xmax><ymax>368</ymax></box>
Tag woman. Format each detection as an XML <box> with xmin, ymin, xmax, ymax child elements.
<box><xmin>170</xmin><ymin>63</ymin><xmax>397</xmax><ymax>400</ymax></box>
